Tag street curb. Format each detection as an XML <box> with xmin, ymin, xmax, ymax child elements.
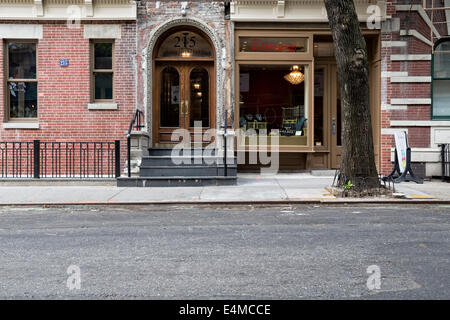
<box><xmin>1</xmin><ymin>199</ymin><xmax>450</xmax><ymax>207</ymax></box>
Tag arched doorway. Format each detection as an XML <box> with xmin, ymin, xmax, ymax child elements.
<box><xmin>152</xmin><ymin>27</ymin><xmax>216</xmax><ymax>146</ymax></box>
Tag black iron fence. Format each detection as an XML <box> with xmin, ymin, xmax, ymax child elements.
<box><xmin>440</xmin><ymin>144</ymin><xmax>450</xmax><ymax>181</ymax></box>
<box><xmin>0</xmin><ymin>140</ymin><xmax>121</xmax><ymax>179</ymax></box>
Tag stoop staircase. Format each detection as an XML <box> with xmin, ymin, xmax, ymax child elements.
<box><xmin>117</xmin><ymin>147</ymin><xmax>237</xmax><ymax>187</ymax></box>
<box><xmin>117</xmin><ymin>110</ymin><xmax>237</xmax><ymax>187</ymax></box>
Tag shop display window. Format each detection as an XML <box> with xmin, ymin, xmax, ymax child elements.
<box><xmin>239</xmin><ymin>64</ymin><xmax>308</xmax><ymax>146</ymax></box>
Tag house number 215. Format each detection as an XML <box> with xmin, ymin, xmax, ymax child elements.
<box><xmin>174</xmin><ymin>32</ymin><xmax>196</xmax><ymax>48</ymax></box>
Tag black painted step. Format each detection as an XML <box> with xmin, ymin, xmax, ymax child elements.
<box><xmin>117</xmin><ymin>176</ymin><xmax>237</xmax><ymax>187</ymax></box>
<box><xmin>139</xmin><ymin>165</ymin><xmax>237</xmax><ymax>177</ymax></box>
<box><xmin>142</xmin><ymin>156</ymin><xmax>237</xmax><ymax>167</ymax></box>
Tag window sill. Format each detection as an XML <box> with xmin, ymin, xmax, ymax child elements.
<box><xmin>88</xmin><ymin>103</ymin><xmax>118</xmax><ymax>110</ymax></box>
<box><xmin>3</xmin><ymin>122</ymin><xmax>40</xmax><ymax>129</ymax></box>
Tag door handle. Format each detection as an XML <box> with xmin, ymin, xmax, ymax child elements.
<box><xmin>185</xmin><ymin>100</ymin><xmax>189</xmax><ymax>119</ymax></box>
<box><xmin>180</xmin><ymin>100</ymin><xmax>185</xmax><ymax>116</ymax></box>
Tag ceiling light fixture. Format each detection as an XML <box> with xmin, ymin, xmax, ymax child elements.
<box><xmin>180</xmin><ymin>48</ymin><xmax>192</xmax><ymax>58</ymax></box>
<box><xmin>284</xmin><ymin>65</ymin><xmax>305</xmax><ymax>85</ymax></box>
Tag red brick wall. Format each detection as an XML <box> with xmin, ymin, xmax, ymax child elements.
<box><xmin>408</xmin><ymin>127</ymin><xmax>431</xmax><ymax>148</ymax></box>
<box><xmin>389</xmin><ymin>84</ymin><xmax>431</xmax><ymax>99</ymax></box>
<box><xmin>391</xmin><ymin>61</ymin><xmax>430</xmax><ymax>76</ymax></box>
<box><xmin>0</xmin><ymin>22</ymin><xmax>137</xmax><ymax>172</ymax></box>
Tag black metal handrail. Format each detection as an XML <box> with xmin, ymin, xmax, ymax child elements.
<box><xmin>221</xmin><ymin>109</ymin><xmax>233</xmax><ymax>177</ymax></box>
<box><xmin>440</xmin><ymin>144</ymin><xmax>449</xmax><ymax>182</ymax></box>
<box><xmin>0</xmin><ymin>140</ymin><xmax>120</xmax><ymax>179</ymax></box>
<box><xmin>127</xmin><ymin>109</ymin><xmax>145</xmax><ymax>177</ymax></box>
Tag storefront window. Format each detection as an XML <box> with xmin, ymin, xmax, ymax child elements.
<box><xmin>432</xmin><ymin>38</ymin><xmax>450</xmax><ymax>119</ymax></box>
<box><xmin>239</xmin><ymin>64</ymin><xmax>308</xmax><ymax>146</ymax></box>
<box><xmin>7</xmin><ymin>41</ymin><xmax>37</xmax><ymax>119</ymax></box>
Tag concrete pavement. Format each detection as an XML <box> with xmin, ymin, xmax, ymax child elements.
<box><xmin>0</xmin><ymin>173</ymin><xmax>449</xmax><ymax>205</ymax></box>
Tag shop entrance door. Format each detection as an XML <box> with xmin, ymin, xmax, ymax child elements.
<box><xmin>313</xmin><ymin>63</ymin><xmax>342</xmax><ymax>169</ymax></box>
<box><xmin>155</xmin><ymin>61</ymin><xmax>215</xmax><ymax>146</ymax></box>
<box><xmin>330</xmin><ymin>64</ymin><xmax>343</xmax><ymax>169</ymax></box>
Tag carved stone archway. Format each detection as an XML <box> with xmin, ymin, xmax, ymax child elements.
<box><xmin>144</xmin><ymin>17</ymin><xmax>225</xmax><ymax>145</ymax></box>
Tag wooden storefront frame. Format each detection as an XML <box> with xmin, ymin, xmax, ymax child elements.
<box><xmin>234</xmin><ymin>30</ymin><xmax>315</xmax><ymax>153</ymax></box>
<box><xmin>234</xmin><ymin>27</ymin><xmax>381</xmax><ymax>169</ymax></box>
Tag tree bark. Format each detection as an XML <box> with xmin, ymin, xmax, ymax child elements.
<box><xmin>324</xmin><ymin>0</ymin><xmax>379</xmax><ymax>190</ymax></box>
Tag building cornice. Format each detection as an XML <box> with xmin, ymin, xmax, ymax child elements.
<box><xmin>230</xmin><ymin>0</ymin><xmax>386</xmax><ymax>24</ymax></box>
<box><xmin>0</xmin><ymin>0</ymin><xmax>136</xmax><ymax>21</ymax></box>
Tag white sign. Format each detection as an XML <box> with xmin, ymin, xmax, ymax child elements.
<box><xmin>394</xmin><ymin>131</ymin><xmax>408</xmax><ymax>173</ymax></box>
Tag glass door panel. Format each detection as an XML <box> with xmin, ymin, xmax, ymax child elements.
<box><xmin>314</xmin><ymin>68</ymin><xmax>325</xmax><ymax>147</ymax></box>
<box><xmin>189</xmin><ymin>67</ymin><xmax>210</xmax><ymax>128</ymax></box>
<box><xmin>160</xmin><ymin>67</ymin><xmax>180</xmax><ymax>128</ymax></box>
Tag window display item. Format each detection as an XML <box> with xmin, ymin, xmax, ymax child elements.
<box><xmin>296</xmin><ymin>117</ymin><xmax>307</xmax><ymax>131</ymax></box>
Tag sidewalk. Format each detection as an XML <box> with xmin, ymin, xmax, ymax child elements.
<box><xmin>0</xmin><ymin>173</ymin><xmax>449</xmax><ymax>206</ymax></box>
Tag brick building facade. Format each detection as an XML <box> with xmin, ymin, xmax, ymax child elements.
<box><xmin>380</xmin><ymin>0</ymin><xmax>450</xmax><ymax>177</ymax></box>
<box><xmin>0</xmin><ymin>1</ymin><xmax>137</xmax><ymax>171</ymax></box>
<box><xmin>0</xmin><ymin>0</ymin><xmax>449</xmax><ymax>179</ymax></box>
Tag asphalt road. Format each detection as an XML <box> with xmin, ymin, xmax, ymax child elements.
<box><xmin>0</xmin><ymin>204</ymin><xmax>449</xmax><ymax>299</ymax></box>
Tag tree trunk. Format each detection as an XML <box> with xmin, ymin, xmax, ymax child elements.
<box><xmin>324</xmin><ymin>0</ymin><xmax>379</xmax><ymax>191</ymax></box>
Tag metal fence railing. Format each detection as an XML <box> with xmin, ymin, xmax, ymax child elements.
<box><xmin>0</xmin><ymin>140</ymin><xmax>121</xmax><ymax>179</ymax></box>
<box><xmin>440</xmin><ymin>144</ymin><xmax>450</xmax><ymax>182</ymax></box>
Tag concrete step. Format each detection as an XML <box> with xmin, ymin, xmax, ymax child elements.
<box><xmin>310</xmin><ymin>169</ymin><xmax>337</xmax><ymax>177</ymax></box>
<box><xmin>142</xmin><ymin>156</ymin><xmax>236</xmax><ymax>167</ymax></box>
<box><xmin>117</xmin><ymin>176</ymin><xmax>237</xmax><ymax>187</ymax></box>
<box><xmin>139</xmin><ymin>165</ymin><xmax>237</xmax><ymax>177</ymax></box>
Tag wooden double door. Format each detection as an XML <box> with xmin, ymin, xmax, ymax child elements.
<box><xmin>154</xmin><ymin>61</ymin><xmax>215</xmax><ymax>146</ymax></box>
